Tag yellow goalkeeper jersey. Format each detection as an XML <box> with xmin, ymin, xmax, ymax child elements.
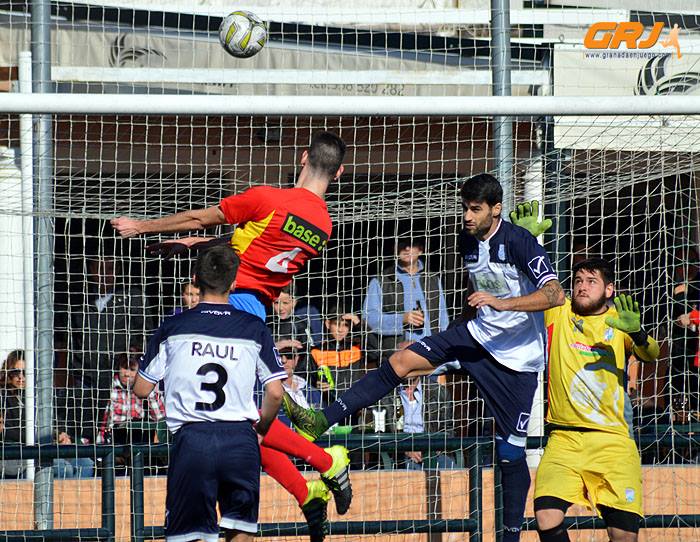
<box><xmin>544</xmin><ymin>298</ymin><xmax>634</xmax><ymax>438</ymax></box>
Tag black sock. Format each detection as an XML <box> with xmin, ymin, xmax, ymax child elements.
<box><xmin>537</xmin><ymin>523</ymin><xmax>569</xmax><ymax>542</ymax></box>
<box><xmin>500</xmin><ymin>456</ymin><xmax>530</xmax><ymax>542</ymax></box>
<box><xmin>322</xmin><ymin>362</ymin><xmax>402</xmax><ymax>426</ymax></box>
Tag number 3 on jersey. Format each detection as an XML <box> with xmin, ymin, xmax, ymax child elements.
<box><xmin>195</xmin><ymin>363</ymin><xmax>228</xmax><ymax>412</ymax></box>
<box><xmin>265</xmin><ymin>247</ymin><xmax>302</xmax><ymax>273</ymax></box>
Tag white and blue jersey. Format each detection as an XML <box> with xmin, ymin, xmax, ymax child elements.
<box><xmin>459</xmin><ymin>219</ymin><xmax>558</xmax><ymax>372</ymax></box>
<box><xmin>139</xmin><ymin>302</ymin><xmax>287</xmax><ymax>433</ymax></box>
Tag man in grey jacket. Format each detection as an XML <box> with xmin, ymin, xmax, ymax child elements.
<box><xmin>363</xmin><ymin>238</ymin><xmax>449</xmax><ymax>359</ymax></box>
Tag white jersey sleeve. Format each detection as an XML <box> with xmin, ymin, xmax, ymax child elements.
<box><xmin>256</xmin><ymin>325</ymin><xmax>287</xmax><ymax>385</ymax></box>
<box><xmin>139</xmin><ymin>326</ymin><xmax>167</xmax><ymax>384</ymax></box>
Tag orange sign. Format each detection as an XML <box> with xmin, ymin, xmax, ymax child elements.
<box><xmin>584</xmin><ymin>22</ymin><xmax>682</xmax><ymax>58</ymax></box>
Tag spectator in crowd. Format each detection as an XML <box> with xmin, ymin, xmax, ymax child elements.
<box><xmin>308</xmin><ymin>315</ymin><xmax>393</xmax><ymax>468</ymax></box>
<box><xmin>52</xmin><ymin>429</ymin><xmax>95</xmax><ymax>479</ymax></box>
<box><xmin>0</xmin><ymin>351</ymin><xmax>91</xmax><ymax>478</ymax></box>
<box><xmin>310</xmin><ymin>309</ymin><xmax>380</xmax><ymax>396</ymax></box>
<box><xmin>70</xmin><ymin>256</ymin><xmax>151</xmax><ymax>402</ymax></box>
<box><xmin>172</xmin><ymin>280</ymin><xmax>200</xmax><ymax>316</ymax></box>
<box><xmin>676</xmin><ymin>306</ymin><xmax>700</xmax><ymax>412</ymax></box>
<box><xmin>363</xmin><ymin>238</ymin><xmax>449</xmax><ymax>360</ymax></box>
<box><xmin>397</xmin><ymin>376</ymin><xmax>456</xmax><ymax>470</ymax></box>
<box><xmin>53</xmin><ymin>376</ymin><xmax>100</xmax><ymax>447</ymax></box>
<box><xmin>270</xmin><ymin>285</ymin><xmax>323</xmax><ymax>345</ymax></box>
<box><xmin>670</xmin><ymin>247</ymin><xmax>700</xmax><ymax>420</ymax></box>
<box><xmin>0</xmin><ymin>350</ymin><xmax>26</xmax><ymax>478</ymax></box>
<box><xmin>97</xmin><ymin>344</ymin><xmax>165</xmax><ymax>448</ymax></box>
<box><xmin>276</xmin><ymin>345</ymin><xmax>323</xmax><ymax>427</ymax></box>
<box><xmin>571</xmin><ymin>239</ymin><xmax>590</xmax><ymax>268</ymax></box>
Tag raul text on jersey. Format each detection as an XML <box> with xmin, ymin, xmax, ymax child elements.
<box><xmin>192</xmin><ymin>341</ymin><xmax>239</xmax><ymax>361</ymax></box>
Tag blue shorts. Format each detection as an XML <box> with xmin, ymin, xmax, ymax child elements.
<box><xmin>229</xmin><ymin>290</ymin><xmax>268</xmax><ymax>321</ymax></box>
<box><xmin>165</xmin><ymin>421</ymin><xmax>261</xmax><ymax>541</ymax></box>
<box><xmin>408</xmin><ymin>324</ymin><xmax>538</xmax><ymax>447</ymax></box>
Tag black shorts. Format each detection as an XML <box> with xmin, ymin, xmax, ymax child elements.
<box><xmin>165</xmin><ymin>421</ymin><xmax>261</xmax><ymax>542</ymax></box>
<box><xmin>408</xmin><ymin>324</ymin><xmax>538</xmax><ymax>446</ymax></box>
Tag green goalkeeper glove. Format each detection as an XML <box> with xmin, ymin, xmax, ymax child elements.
<box><xmin>604</xmin><ymin>294</ymin><xmax>641</xmax><ymax>334</ymax></box>
<box><xmin>509</xmin><ymin>200</ymin><xmax>553</xmax><ymax>237</ymax></box>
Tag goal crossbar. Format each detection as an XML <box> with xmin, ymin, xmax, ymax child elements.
<box><xmin>2</xmin><ymin>94</ymin><xmax>700</xmax><ymax>116</ymax></box>
<box><xmin>51</xmin><ymin>67</ymin><xmax>550</xmax><ymax>87</ymax></box>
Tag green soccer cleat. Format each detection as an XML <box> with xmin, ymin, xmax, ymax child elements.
<box><xmin>282</xmin><ymin>392</ymin><xmax>330</xmax><ymax>441</ymax></box>
<box><xmin>301</xmin><ymin>480</ymin><xmax>330</xmax><ymax>542</ymax></box>
<box><xmin>321</xmin><ymin>445</ymin><xmax>353</xmax><ymax>515</ymax></box>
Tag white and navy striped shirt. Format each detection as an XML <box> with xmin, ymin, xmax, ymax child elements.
<box><xmin>460</xmin><ymin>219</ymin><xmax>558</xmax><ymax>373</ymax></box>
<box><xmin>139</xmin><ymin>302</ymin><xmax>286</xmax><ymax>432</ymax></box>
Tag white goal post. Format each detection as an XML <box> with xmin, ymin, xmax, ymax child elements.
<box><xmin>2</xmin><ymin>93</ymin><xmax>700</xmax><ymax>115</ymax></box>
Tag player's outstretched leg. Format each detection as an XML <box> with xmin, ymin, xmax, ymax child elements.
<box><xmin>282</xmin><ymin>349</ymin><xmax>429</xmax><ymax>439</ymax></box>
<box><xmin>281</xmin><ymin>391</ymin><xmax>332</xmax><ymax>441</ymax></box>
<box><xmin>263</xmin><ymin>418</ymin><xmax>353</xmax><ymax>514</ymax></box>
<box><xmin>259</xmin><ymin>445</ymin><xmax>329</xmax><ymax>542</ymax></box>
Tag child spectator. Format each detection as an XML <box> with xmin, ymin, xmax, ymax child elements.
<box><xmin>269</xmin><ymin>285</ymin><xmax>323</xmax><ymax>347</ymax></box>
<box><xmin>97</xmin><ymin>346</ymin><xmax>165</xmax><ymax>446</ymax></box>
<box><xmin>172</xmin><ymin>280</ymin><xmax>200</xmax><ymax>315</ymax></box>
<box><xmin>310</xmin><ymin>309</ymin><xmax>382</xmax><ymax>435</ymax></box>
<box><xmin>311</xmin><ymin>312</ymin><xmax>361</xmax><ymax>394</ymax></box>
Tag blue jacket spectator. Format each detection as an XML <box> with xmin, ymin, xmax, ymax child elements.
<box><xmin>363</xmin><ymin>238</ymin><xmax>449</xmax><ymax>357</ymax></box>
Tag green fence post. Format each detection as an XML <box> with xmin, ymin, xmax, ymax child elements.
<box><xmin>131</xmin><ymin>450</ymin><xmax>145</xmax><ymax>542</ymax></box>
<box><xmin>101</xmin><ymin>451</ymin><xmax>115</xmax><ymax>542</ymax></box>
<box><xmin>494</xmin><ymin>448</ymin><xmax>503</xmax><ymax>542</ymax></box>
<box><xmin>468</xmin><ymin>443</ymin><xmax>483</xmax><ymax>542</ymax></box>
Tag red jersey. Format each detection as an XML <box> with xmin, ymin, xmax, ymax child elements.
<box><xmin>219</xmin><ymin>186</ymin><xmax>332</xmax><ymax>302</ymax></box>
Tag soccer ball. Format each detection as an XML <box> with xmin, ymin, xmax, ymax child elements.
<box><xmin>219</xmin><ymin>10</ymin><xmax>267</xmax><ymax>59</ymax></box>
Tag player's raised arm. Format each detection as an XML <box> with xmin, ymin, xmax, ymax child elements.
<box><xmin>467</xmin><ymin>198</ymin><xmax>564</xmax><ymax>312</ymax></box>
<box><xmin>467</xmin><ymin>213</ymin><xmax>565</xmax><ymax>312</ymax></box>
<box><xmin>468</xmin><ymin>278</ymin><xmax>565</xmax><ymax>312</ymax></box>
<box><xmin>111</xmin><ymin>205</ymin><xmax>226</xmax><ymax>238</ymax></box>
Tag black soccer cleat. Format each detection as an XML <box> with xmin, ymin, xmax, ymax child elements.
<box><xmin>321</xmin><ymin>445</ymin><xmax>353</xmax><ymax>515</ymax></box>
<box><xmin>301</xmin><ymin>480</ymin><xmax>330</xmax><ymax>542</ymax></box>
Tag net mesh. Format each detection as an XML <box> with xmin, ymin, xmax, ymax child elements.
<box><xmin>1</xmin><ymin>1</ymin><xmax>700</xmax><ymax>541</ymax></box>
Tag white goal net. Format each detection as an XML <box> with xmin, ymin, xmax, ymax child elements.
<box><xmin>1</xmin><ymin>1</ymin><xmax>700</xmax><ymax>541</ymax></box>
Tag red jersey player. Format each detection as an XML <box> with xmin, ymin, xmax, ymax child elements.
<box><xmin>111</xmin><ymin>131</ymin><xmax>342</xmax><ymax>319</ymax></box>
<box><xmin>111</xmin><ymin>132</ymin><xmax>349</xmax><ymax>542</ymax></box>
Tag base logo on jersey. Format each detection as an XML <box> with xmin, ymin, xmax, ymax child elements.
<box><xmin>570</xmin><ymin>342</ymin><xmax>614</xmax><ymax>359</ymax></box>
<box><xmin>281</xmin><ymin>213</ymin><xmax>329</xmax><ymax>252</ymax></box>
<box><xmin>625</xmin><ymin>488</ymin><xmax>635</xmax><ymax>503</ymax></box>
